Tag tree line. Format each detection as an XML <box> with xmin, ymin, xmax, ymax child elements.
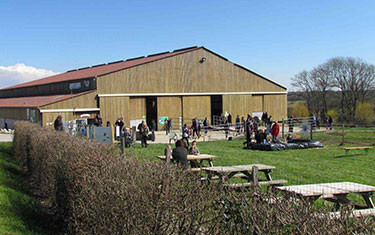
<box><xmin>291</xmin><ymin>57</ymin><xmax>375</xmax><ymax>123</ymax></box>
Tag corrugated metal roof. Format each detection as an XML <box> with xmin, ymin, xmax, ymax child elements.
<box><xmin>0</xmin><ymin>90</ymin><xmax>95</xmax><ymax>108</ymax></box>
<box><xmin>1</xmin><ymin>46</ymin><xmax>200</xmax><ymax>91</ymax></box>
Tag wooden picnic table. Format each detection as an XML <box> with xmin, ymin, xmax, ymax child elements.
<box><xmin>276</xmin><ymin>182</ymin><xmax>375</xmax><ymax>209</ymax></box>
<box><xmin>157</xmin><ymin>154</ymin><xmax>216</xmax><ymax>168</ymax></box>
<box><xmin>202</xmin><ymin>164</ymin><xmax>287</xmax><ymax>187</ymax></box>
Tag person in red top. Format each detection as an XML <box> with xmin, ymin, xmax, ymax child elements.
<box><xmin>271</xmin><ymin>121</ymin><xmax>280</xmax><ymax>142</ymax></box>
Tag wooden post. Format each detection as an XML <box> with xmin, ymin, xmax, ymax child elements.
<box><xmin>132</xmin><ymin>126</ymin><xmax>136</xmax><ymax>144</ymax></box>
<box><xmin>120</xmin><ymin>136</ymin><xmax>125</xmax><ymax>154</ymax></box>
<box><xmin>252</xmin><ymin>166</ymin><xmax>259</xmax><ymax>187</ymax></box>
<box><xmin>341</xmin><ymin>124</ymin><xmax>345</xmax><ymax>145</ymax></box>
<box><xmin>282</xmin><ymin>118</ymin><xmax>285</xmax><ymax>139</ymax></box>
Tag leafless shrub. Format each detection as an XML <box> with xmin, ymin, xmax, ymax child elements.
<box><xmin>13</xmin><ymin>122</ymin><xmax>375</xmax><ymax>234</ymax></box>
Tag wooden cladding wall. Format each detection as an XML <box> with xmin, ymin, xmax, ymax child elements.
<box><xmin>41</xmin><ymin>112</ymin><xmax>96</xmax><ymax>127</ymax></box>
<box><xmin>0</xmin><ymin>78</ymin><xmax>96</xmax><ymax>98</ymax></box>
<box><xmin>40</xmin><ymin>92</ymin><xmax>98</xmax><ymax>110</ymax></box>
<box><xmin>97</xmin><ymin>48</ymin><xmax>286</xmax><ymax>94</ymax></box>
<box><xmin>222</xmin><ymin>94</ymin><xmax>253</xmax><ymax>119</ymax></box>
<box><xmin>129</xmin><ymin>97</ymin><xmax>146</xmax><ymax>121</ymax></box>
<box><xmin>264</xmin><ymin>94</ymin><xmax>287</xmax><ymax>121</ymax></box>
<box><xmin>251</xmin><ymin>95</ymin><xmax>264</xmax><ymax>113</ymax></box>
<box><xmin>0</xmin><ymin>108</ymin><xmax>27</xmax><ymax>120</ymax></box>
<box><xmin>100</xmin><ymin>96</ymin><xmax>129</xmax><ymax>126</ymax></box>
<box><xmin>182</xmin><ymin>96</ymin><xmax>211</xmax><ymax>124</ymax></box>
<box><xmin>157</xmin><ymin>96</ymin><xmax>182</xmax><ymax>129</ymax></box>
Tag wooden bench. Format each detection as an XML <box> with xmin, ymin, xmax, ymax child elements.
<box><xmin>187</xmin><ymin>168</ymin><xmax>201</xmax><ymax>172</ymax></box>
<box><xmin>327</xmin><ymin>208</ymin><xmax>375</xmax><ymax>219</ymax></box>
<box><xmin>344</xmin><ymin>146</ymin><xmax>372</xmax><ymax>156</ymax></box>
<box><xmin>225</xmin><ymin>180</ymin><xmax>287</xmax><ymax>189</ymax></box>
<box><xmin>200</xmin><ymin>173</ymin><xmax>249</xmax><ymax>181</ymax></box>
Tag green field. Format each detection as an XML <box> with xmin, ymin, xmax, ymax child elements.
<box><xmin>0</xmin><ymin>143</ymin><xmax>51</xmax><ymax>235</ymax></box>
<box><xmin>126</xmin><ymin>129</ymin><xmax>375</xmax><ymax>201</ymax></box>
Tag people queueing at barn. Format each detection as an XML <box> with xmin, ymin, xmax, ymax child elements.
<box><xmin>271</xmin><ymin>121</ymin><xmax>280</xmax><ymax>142</ymax></box>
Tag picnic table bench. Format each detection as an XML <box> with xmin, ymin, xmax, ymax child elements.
<box><xmin>202</xmin><ymin>164</ymin><xmax>287</xmax><ymax>188</ymax></box>
<box><xmin>344</xmin><ymin>146</ymin><xmax>372</xmax><ymax>156</ymax></box>
<box><xmin>276</xmin><ymin>182</ymin><xmax>375</xmax><ymax>210</ymax></box>
<box><xmin>157</xmin><ymin>154</ymin><xmax>216</xmax><ymax>169</ymax></box>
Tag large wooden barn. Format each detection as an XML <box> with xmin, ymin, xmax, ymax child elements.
<box><xmin>0</xmin><ymin>46</ymin><xmax>287</xmax><ymax>129</ymax></box>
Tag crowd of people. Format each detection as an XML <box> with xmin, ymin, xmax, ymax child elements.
<box><xmin>52</xmin><ymin>111</ymin><xmax>335</xmax><ymax>151</ymax></box>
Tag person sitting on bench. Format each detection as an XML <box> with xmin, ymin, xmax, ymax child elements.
<box><xmin>172</xmin><ymin>140</ymin><xmax>188</xmax><ymax>169</ymax></box>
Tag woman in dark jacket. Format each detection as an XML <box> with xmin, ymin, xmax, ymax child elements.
<box><xmin>54</xmin><ymin>115</ymin><xmax>64</xmax><ymax>131</ymax></box>
<box><xmin>172</xmin><ymin>140</ymin><xmax>188</xmax><ymax>169</ymax></box>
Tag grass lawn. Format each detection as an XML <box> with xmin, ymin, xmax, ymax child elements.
<box><xmin>0</xmin><ymin>142</ymin><xmax>52</xmax><ymax>235</ymax></box>
<box><xmin>126</xmin><ymin>128</ymin><xmax>375</xmax><ymax>205</ymax></box>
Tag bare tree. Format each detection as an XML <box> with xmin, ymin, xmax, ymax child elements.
<box><xmin>310</xmin><ymin>64</ymin><xmax>335</xmax><ymax>120</ymax></box>
<box><xmin>291</xmin><ymin>70</ymin><xmax>315</xmax><ymax>115</ymax></box>
<box><xmin>326</xmin><ymin>57</ymin><xmax>375</xmax><ymax>121</ymax></box>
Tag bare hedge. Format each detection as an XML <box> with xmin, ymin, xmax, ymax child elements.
<box><xmin>13</xmin><ymin>122</ymin><xmax>375</xmax><ymax>234</ymax></box>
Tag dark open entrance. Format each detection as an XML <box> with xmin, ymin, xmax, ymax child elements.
<box><xmin>211</xmin><ymin>95</ymin><xmax>222</xmax><ymax>123</ymax></box>
<box><xmin>146</xmin><ymin>96</ymin><xmax>158</xmax><ymax>131</ymax></box>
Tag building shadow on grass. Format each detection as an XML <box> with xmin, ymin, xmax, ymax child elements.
<box><xmin>0</xmin><ymin>143</ymin><xmax>58</xmax><ymax>234</ymax></box>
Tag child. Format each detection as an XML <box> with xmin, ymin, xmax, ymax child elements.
<box><xmin>189</xmin><ymin>141</ymin><xmax>200</xmax><ymax>155</ymax></box>
<box><xmin>164</xmin><ymin>145</ymin><xmax>172</xmax><ymax>163</ymax></box>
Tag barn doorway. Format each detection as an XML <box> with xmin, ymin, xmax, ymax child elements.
<box><xmin>210</xmin><ymin>95</ymin><xmax>222</xmax><ymax>124</ymax></box>
<box><xmin>146</xmin><ymin>96</ymin><xmax>158</xmax><ymax>131</ymax></box>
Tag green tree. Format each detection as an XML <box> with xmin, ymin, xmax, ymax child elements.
<box><xmin>355</xmin><ymin>102</ymin><xmax>375</xmax><ymax>124</ymax></box>
<box><xmin>291</xmin><ymin>102</ymin><xmax>309</xmax><ymax>117</ymax></box>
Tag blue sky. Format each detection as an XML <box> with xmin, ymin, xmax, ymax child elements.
<box><xmin>1</xmin><ymin>0</ymin><xmax>374</xmax><ymax>89</ymax></box>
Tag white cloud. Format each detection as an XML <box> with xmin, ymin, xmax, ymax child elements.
<box><xmin>0</xmin><ymin>63</ymin><xmax>58</xmax><ymax>89</ymax></box>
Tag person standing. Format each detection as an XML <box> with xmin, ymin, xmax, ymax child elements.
<box><xmin>138</xmin><ymin>121</ymin><xmax>149</xmax><ymax>148</ymax></box>
<box><xmin>235</xmin><ymin>115</ymin><xmax>240</xmax><ymax>135</ymax></box>
<box><xmin>328</xmin><ymin>116</ymin><xmax>333</xmax><ymax>130</ymax></box>
<box><xmin>182</xmin><ymin>124</ymin><xmax>190</xmax><ymax>147</ymax></box>
<box><xmin>192</xmin><ymin>118</ymin><xmax>198</xmax><ymax>138</ymax></box>
<box><xmin>271</xmin><ymin>121</ymin><xmax>280</xmax><ymax>142</ymax></box>
<box><xmin>203</xmin><ymin>117</ymin><xmax>209</xmax><ymax>136</ymax></box>
<box><xmin>224</xmin><ymin>117</ymin><xmax>229</xmax><ymax>139</ymax></box>
<box><xmin>228</xmin><ymin>113</ymin><xmax>232</xmax><ymax>125</ymax></box>
<box><xmin>151</xmin><ymin>119</ymin><xmax>156</xmax><ymax>141</ymax></box>
<box><xmin>164</xmin><ymin>145</ymin><xmax>172</xmax><ymax>163</ymax></box>
<box><xmin>54</xmin><ymin>115</ymin><xmax>64</xmax><ymax>131</ymax></box>
<box><xmin>288</xmin><ymin>117</ymin><xmax>294</xmax><ymax>133</ymax></box>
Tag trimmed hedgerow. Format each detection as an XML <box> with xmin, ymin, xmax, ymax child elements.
<box><xmin>13</xmin><ymin>122</ymin><xmax>375</xmax><ymax>234</ymax></box>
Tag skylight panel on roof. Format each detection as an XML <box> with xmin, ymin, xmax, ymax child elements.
<box><xmin>107</xmin><ymin>60</ymin><xmax>124</xmax><ymax>65</ymax></box>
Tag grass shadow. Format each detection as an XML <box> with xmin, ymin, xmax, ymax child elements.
<box><xmin>0</xmin><ymin>143</ymin><xmax>57</xmax><ymax>234</ymax></box>
<box><xmin>334</xmin><ymin>153</ymin><xmax>362</xmax><ymax>158</ymax></box>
